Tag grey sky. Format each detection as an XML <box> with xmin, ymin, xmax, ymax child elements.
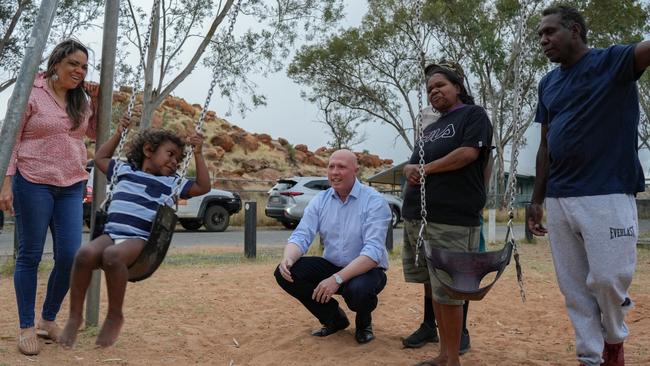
<box><xmin>1</xmin><ymin>1</ymin><xmax>647</xmax><ymax>176</ymax></box>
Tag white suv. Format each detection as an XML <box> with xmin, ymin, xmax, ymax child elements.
<box><xmin>264</xmin><ymin>176</ymin><xmax>402</xmax><ymax>229</ymax></box>
<box><xmin>83</xmin><ymin>166</ymin><xmax>241</xmax><ymax>232</ymax></box>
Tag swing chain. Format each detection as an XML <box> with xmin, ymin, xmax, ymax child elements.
<box><xmin>171</xmin><ymin>0</ymin><xmax>243</xmax><ymax>199</ymax></box>
<box><xmin>505</xmin><ymin>2</ymin><xmax>531</xmax><ymax>303</ymax></box>
<box><xmin>414</xmin><ymin>0</ymin><xmax>428</xmax><ymax>267</ymax></box>
<box><xmin>103</xmin><ymin>0</ymin><xmax>162</xmax><ymax>206</ymax></box>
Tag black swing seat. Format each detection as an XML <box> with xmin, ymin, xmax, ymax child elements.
<box><xmin>92</xmin><ymin>204</ymin><xmax>177</xmax><ymax>282</ymax></box>
<box><xmin>425</xmin><ymin>240</ymin><xmax>513</xmax><ymax>301</ymax></box>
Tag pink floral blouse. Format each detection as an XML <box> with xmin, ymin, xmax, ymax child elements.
<box><xmin>6</xmin><ymin>73</ymin><xmax>97</xmax><ymax>187</ymax></box>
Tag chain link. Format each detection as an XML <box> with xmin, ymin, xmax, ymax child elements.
<box><xmin>413</xmin><ymin>0</ymin><xmax>428</xmax><ymax>267</ymax></box>
<box><xmin>171</xmin><ymin>0</ymin><xmax>242</xmax><ymax>199</ymax></box>
<box><xmin>103</xmin><ymin>0</ymin><xmax>162</xmax><ymax>207</ymax></box>
<box><xmin>504</xmin><ymin>2</ymin><xmax>530</xmax><ymax>303</ymax></box>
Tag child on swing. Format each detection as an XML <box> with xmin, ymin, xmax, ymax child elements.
<box><xmin>59</xmin><ymin>122</ymin><xmax>211</xmax><ymax>348</ymax></box>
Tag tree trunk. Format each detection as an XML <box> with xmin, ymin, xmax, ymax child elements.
<box><xmin>140</xmin><ymin>0</ymin><xmax>161</xmax><ymax>129</ymax></box>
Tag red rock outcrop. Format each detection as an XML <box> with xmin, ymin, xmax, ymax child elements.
<box><xmin>210</xmin><ymin>133</ymin><xmax>235</xmax><ymax>152</ymax></box>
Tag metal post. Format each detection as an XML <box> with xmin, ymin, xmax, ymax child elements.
<box><xmin>524</xmin><ymin>203</ymin><xmax>533</xmax><ymax>242</ymax></box>
<box><xmin>244</xmin><ymin>201</ymin><xmax>256</xmax><ymax>258</ymax></box>
<box><xmin>385</xmin><ymin>223</ymin><xmax>393</xmax><ymax>252</ymax></box>
<box><xmin>488</xmin><ymin>209</ymin><xmax>496</xmax><ymax>244</ymax></box>
<box><xmin>85</xmin><ymin>0</ymin><xmax>120</xmax><ymax>328</ymax></box>
<box><xmin>0</xmin><ymin>0</ymin><xmax>59</xmax><ymax>179</ymax></box>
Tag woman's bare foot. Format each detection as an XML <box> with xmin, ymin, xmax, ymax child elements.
<box><xmin>59</xmin><ymin>316</ymin><xmax>84</xmax><ymax>348</ymax></box>
<box><xmin>95</xmin><ymin>314</ymin><xmax>124</xmax><ymax>347</ymax></box>
<box><xmin>36</xmin><ymin>319</ymin><xmax>62</xmax><ymax>342</ymax></box>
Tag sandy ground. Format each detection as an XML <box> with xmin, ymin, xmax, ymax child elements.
<box><xmin>0</xmin><ymin>242</ymin><xmax>649</xmax><ymax>366</ymax></box>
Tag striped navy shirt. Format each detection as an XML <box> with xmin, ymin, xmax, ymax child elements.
<box><xmin>104</xmin><ymin>160</ymin><xmax>193</xmax><ymax>240</ymax></box>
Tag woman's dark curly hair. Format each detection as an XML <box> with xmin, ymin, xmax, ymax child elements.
<box><xmin>126</xmin><ymin>129</ymin><xmax>185</xmax><ymax>170</ymax></box>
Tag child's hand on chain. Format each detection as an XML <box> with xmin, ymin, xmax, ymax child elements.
<box><xmin>188</xmin><ymin>132</ymin><xmax>204</xmax><ymax>154</ymax></box>
<box><xmin>116</xmin><ymin>113</ymin><xmax>132</xmax><ymax>135</ymax></box>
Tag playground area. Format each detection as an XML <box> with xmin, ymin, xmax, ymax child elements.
<box><xmin>0</xmin><ymin>241</ymin><xmax>648</xmax><ymax>366</ymax></box>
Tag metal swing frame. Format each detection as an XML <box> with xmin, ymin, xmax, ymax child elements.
<box><xmin>413</xmin><ymin>0</ymin><xmax>527</xmax><ymax>302</ymax></box>
<box><xmin>92</xmin><ymin>0</ymin><xmax>243</xmax><ymax>282</ymax></box>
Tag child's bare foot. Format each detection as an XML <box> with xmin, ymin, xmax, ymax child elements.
<box><xmin>59</xmin><ymin>317</ymin><xmax>83</xmax><ymax>348</ymax></box>
<box><xmin>36</xmin><ymin>319</ymin><xmax>62</xmax><ymax>342</ymax></box>
<box><xmin>95</xmin><ymin>314</ymin><xmax>124</xmax><ymax>347</ymax></box>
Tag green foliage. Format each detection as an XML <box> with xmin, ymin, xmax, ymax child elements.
<box><xmin>289</xmin><ymin>0</ymin><xmax>650</xmax><ymax>207</ymax></box>
<box><xmin>289</xmin><ymin>0</ymin><xmax>425</xmax><ymax>151</ymax></box>
<box><xmin>286</xmin><ymin>143</ymin><xmax>296</xmax><ymax>165</ymax></box>
<box><xmin>116</xmin><ymin>0</ymin><xmax>345</xmax><ymax>126</ymax></box>
<box><xmin>565</xmin><ymin>0</ymin><xmax>650</xmax><ymax>149</ymax></box>
<box><xmin>581</xmin><ymin>0</ymin><xmax>649</xmax><ymax>47</ymax></box>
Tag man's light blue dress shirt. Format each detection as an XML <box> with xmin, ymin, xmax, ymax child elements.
<box><xmin>288</xmin><ymin>179</ymin><xmax>391</xmax><ymax>269</ymax></box>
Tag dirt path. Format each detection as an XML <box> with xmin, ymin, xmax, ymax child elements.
<box><xmin>0</xmin><ymin>243</ymin><xmax>648</xmax><ymax>365</ymax></box>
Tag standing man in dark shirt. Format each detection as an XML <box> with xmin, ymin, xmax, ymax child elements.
<box><xmin>528</xmin><ymin>5</ymin><xmax>649</xmax><ymax>366</ymax></box>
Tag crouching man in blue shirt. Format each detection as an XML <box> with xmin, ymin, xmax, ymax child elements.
<box><xmin>274</xmin><ymin>149</ymin><xmax>391</xmax><ymax>344</ymax></box>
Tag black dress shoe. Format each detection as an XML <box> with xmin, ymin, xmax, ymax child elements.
<box><xmin>311</xmin><ymin>308</ymin><xmax>350</xmax><ymax>337</ymax></box>
<box><xmin>355</xmin><ymin>312</ymin><xmax>374</xmax><ymax>344</ymax></box>
<box><xmin>355</xmin><ymin>324</ymin><xmax>374</xmax><ymax>344</ymax></box>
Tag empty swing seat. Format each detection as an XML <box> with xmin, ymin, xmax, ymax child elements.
<box><xmin>425</xmin><ymin>240</ymin><xmax>513</xmax><ymax>301</ymax></box>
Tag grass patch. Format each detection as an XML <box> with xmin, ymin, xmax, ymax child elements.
<box><xmin>0</xmin><ymin>258</ymin><xmax>15</xmax><ymax>277</ymax></box>
<box><xmin>82</xmin><ymin>325</ymin><xmax>99</xmax><ymax>337</ymax></box>
<box><xmin>0</xmin><ymin>257</ymin><xmax>54</xmax><ymax>277</ymax></box>
<box><xmin>485</xmin><ymin>207</ymin><xmax>529</xmax><ymax>224</ymax></box>
<box><xmin>163</xmin><ymin>247</ymin><xmax>283</xmax><ymax>267</ymax></box>
<box><xmin>229</xmin><ymin>192</ymin><xmax>282</xmax><ymax>227</ymax></box>
<box><xmin>388</xmin><ymin>244</ymin><xmax>403</xmax><ymax>261</ymax></box>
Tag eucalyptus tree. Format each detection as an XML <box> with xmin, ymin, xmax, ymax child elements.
<box><xmin>561</xmin><ymin>0</ymin><xmax>650</xmax><ymax>150</ymax></box>
<box><xmin>117</xmin><ymin>0</ymin><xmax>345</xmax><ymax>128</ymax></box>
<box><xmin>316</xmin><ymin>97</ymin><xmax>367</xmax><ymax>149</ymax></box>
<box><xmin>0</xmin><ymin>0</ymin><xmax>104</xmax><ymax>93</ymax></box>
<box><xmin>423</xmin><ymin>0</ymin><xmax>548</xmax><ymax>206</ymax></box>
<box><xmin>289</xmin><ymin>0</ymin><xmax>545</xmax><ymax>205</ymax></box>
<box><xmin>288</xmin><ymin>0</ymin><xmax>433</xmax><ymax>152</ymax></box>
<box><xmin>288</xmin><ymin>0</ymin><xmax>650</xmax><ymax>207</ymax></box>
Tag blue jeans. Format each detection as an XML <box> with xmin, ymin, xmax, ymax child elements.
<box><xmin>13</xmin><ymin>171</ymin><xmax>84</xmax><ymax>328</ymax></box>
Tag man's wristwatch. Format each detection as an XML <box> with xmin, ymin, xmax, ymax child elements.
<box><xmin>333</xmin><ymin>273</ymin><xmax>344</xmax><ymax>285</ymax></box>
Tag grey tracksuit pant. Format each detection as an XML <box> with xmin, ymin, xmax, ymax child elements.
<box><xmin>546</xmin><ymin>194</ymin><xmax>637</xmax><ymax>366</ymax></box>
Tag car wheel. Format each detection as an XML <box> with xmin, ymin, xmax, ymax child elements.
<box><xmin>281</xmin><ymin>220</ymin><xmax>299</xmax><ymax>230</ymax></box>
<box><xmin>204</xmin><ymin>205</ymin><xmax>229</xmax><ymax>232</ymax></box>
<box><xmin>390</xmin><ymin>206</ymin><xmax>401</xmax><ymax>228</ymax></box>
<box><xmin>179</xmin><ymin>219</ymin><xmax>203</xmax><ymax>231</ymax></box>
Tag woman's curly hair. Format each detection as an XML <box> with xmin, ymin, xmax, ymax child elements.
<box><xmin>126</xmin><ymin>129</ymin><xmax>185</xmax><ymax>170</ymax></box>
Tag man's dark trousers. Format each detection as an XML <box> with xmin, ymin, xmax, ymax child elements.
<box><xmin>274</xmin><ymin>256</ymin><xmax>387</xmax><ymax>325</ymax></box>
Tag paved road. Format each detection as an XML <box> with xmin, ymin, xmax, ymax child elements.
<box><xmin>0</xmin><ymin>222</ymin><xmax>526</xmax><ymax>256</ymax></box>
<box><xmin>0</xmin><ymin>226</ymin><xmax>293</xmax><ymax>256</ymax></box>
<box><xmin>3</xmin><ymin>220</ymin><xmax>650</xmax><ymax>256</ymax></box>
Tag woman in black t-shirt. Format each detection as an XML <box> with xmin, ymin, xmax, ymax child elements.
<box><xmin>403</xmin><ymin>62</ymin><xmax>492</xmax><ymax>366</ymax></box>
